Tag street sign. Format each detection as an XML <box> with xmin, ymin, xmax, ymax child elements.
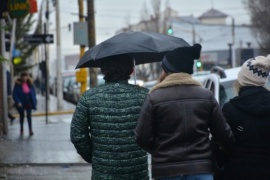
<box><xmin>24</xmin><ymin>34</ymin><xmax>54</xmax><ymax>44</ymax></box>
<box><xmin>73</xmin><ymin>22</ymin><xmax>88</xmax><ymax>46</ymax></box>
<box><xmin>8</xmin><ymin>0</ymin><xmax>30</xmax><ymax>18</ymax></box>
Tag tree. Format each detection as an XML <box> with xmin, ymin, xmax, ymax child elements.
<box><xmin>244</xmin><ymin>0</ymin><xmax>270</xmax><ymax>53</ymax></box>
<box><xmin>135</xmin><ymin>0</ymin><xmax>171</xmax><ymax>81</ymax></box>
<box><xmin>12</xmin><ymin>2</ymin><xmax>44</xmax><ymax>74</ymax></box>
<box><xmin>0</xmin><ymin>55</ymin><xmax>8</xmax><ymax>63</ymax></box>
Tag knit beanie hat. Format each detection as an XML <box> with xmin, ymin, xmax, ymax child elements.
<box><xmin>162</xmin><ymin>44</ymin><xmax>202</xmax><ymax>74</ymax></box>
<box><xmin>238</xmin><ymin>55</ymin><xmax>270</xmax><ymax>87</ymax></box>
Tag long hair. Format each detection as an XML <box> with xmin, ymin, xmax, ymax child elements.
<box><xmin>159</xmin><ymin>72</ymin><xmax>170</xmax><ymax>83</ymax></box>
<box><xmin>234</xmin><ymin>80</ymin><xmax>242</xmax><ymax>94</ymax></box>
<box><xmin>100</xmin><ymin>54</ymin><xmax>134</xmax><ymax>82</ymax></box>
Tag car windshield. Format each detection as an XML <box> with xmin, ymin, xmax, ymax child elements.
<box><xmin>63</xmin><ymin>76</ymin><xmax>75</xmax><ymax>88</ymax></box>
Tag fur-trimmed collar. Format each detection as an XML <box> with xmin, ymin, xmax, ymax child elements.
<box><xmin>15</xmin><ymin>78</ymin><xmax>33</xmax><ymax>86</ymax></box>
<box><xmin>150</xmin><ymin>73</ymin><xmax>202</xmax><ymax>93</ymax></box>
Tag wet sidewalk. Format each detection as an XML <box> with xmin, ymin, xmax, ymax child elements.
<box><xmin>0</xmin><ymin>94</ymin><xmax>86</xmax><ymax>165</ymax></box>
<box><xmin>0</xmin><ymin>114</ymin><xmax>86</xmax><ymax>165</ymax></box>
<box><xmin>0</xmin><ymin>95</ymin><xmax>92</xmax><ymax>179</ymax></box>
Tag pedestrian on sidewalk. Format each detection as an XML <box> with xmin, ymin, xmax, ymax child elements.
<box><xmin>13</xmin><ymin>72</ymin><xmax>37</xmax><ymax>136</ymax></box>
<box><xmin>220</xmin><ymin>55</ymin><xmax>270</xmax><ymax>180</ymax></box>
<box><xmin>70</xmin><ymin>55</ymin><xmax>149</xmax><ymax>180</ymax></box>
<box><xmin>135</xmin><ymin>44</ymin><xmax>235</xmax><ymax>180</ymax></box>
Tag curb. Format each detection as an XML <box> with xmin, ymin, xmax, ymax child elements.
<box><xmin>0</xmin><ymin>162</ymin><xmax>89</xmax><ymax>167</ymax></box>
<box><xmin>13</xmin><ymin>110</ymin><xmax>75</xmax><ymax>117</ymax></box>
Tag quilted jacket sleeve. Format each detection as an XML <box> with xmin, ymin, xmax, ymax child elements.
<box><xmin>70</xmin><ymin>94</ymin><xmax>92</xmax><ymax>163</ymax></box>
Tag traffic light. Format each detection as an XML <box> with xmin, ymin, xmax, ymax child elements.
<box><xmin>167</xmin><ymin>25</ymin><xmax>173</xmax><ymax>35</ymax></box>
<box><xmin>196</xmin><ymin>60</ymin><xmax>202</xmax><ymax>68</ymax></box>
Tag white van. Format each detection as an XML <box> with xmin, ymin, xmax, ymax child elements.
<box><xmin>196</xmin><ymin>67</ymin><xmax>241</xmax><ymax>107</ymax></box>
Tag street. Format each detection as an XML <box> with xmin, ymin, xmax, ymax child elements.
<box><xmin>0</xmin><ymin>165</ymin><xmax>91</xmax><ymax>180</ymax></box>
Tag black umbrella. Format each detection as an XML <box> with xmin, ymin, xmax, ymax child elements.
<box><xmin>75</xmin><ymin>31</ymin><xmax>190</xmax><ymax>68</ymax></box>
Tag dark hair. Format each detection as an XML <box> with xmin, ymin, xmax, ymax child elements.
<box><xmin>20</xmin><ymin>72</ymin><xmax>28</xmax><ymax>77</ymax></box>
<box><xmin>100</xmin><ymin>54</ymin><xmax>134</xmax><ymax>82</ymax></box>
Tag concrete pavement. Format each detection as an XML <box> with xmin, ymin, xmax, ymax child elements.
<box><xmin>0</xmin><ymin>94</ymin><xmax>152</xmax><ymax>179</ymax></box>
<box><xmin>0</xmin><ymin>165</ymin><xmax>92</xmax><ymax>180</ymax></box>
<box><xmin>0</xmin><ymin>94</ymin><xmax>92</xmax><ymax>179</ymax></box>
<box><xmin>0</xmin><ymin>114</ymin><xmax>86</xmax><ymax>165</ymax></box>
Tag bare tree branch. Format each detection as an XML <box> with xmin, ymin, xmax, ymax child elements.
<box><xmin>245</xmin><ymin>0</ymin><xmax>270</xmax><ymax>53</ymax></box>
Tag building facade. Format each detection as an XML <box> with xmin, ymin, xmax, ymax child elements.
<box><xmin>117</xmin><ymin>8</ymin><xmax>260</xmax><ymax>72</ymax></box>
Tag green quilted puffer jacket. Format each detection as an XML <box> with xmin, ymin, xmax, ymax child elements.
<box><xmin>70</xmin><ymin>81</ymin><xmax>149</xmax><ymax>180</ymax></box>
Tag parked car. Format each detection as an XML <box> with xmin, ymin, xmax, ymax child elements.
<box><xmin>71</xmin><ymin>75</ymin><xmax>106</xmax><ymax>104</ymax></box>
<box><xmin>143</xmin><ymin>67</ymin><xmax>241</xmax><ymax>107</ymax></box>
<box><xmin>193</xmin><ymin>67</ymin><xmax>241</xmax><ymax>107</ymax></box>
<box><xmin>203</xmin><ymin>67</ymin><xmax>241</xmax><ymax>107</ymax></box>
<box><xmin>128</xmin><ymin>79</ymin><xmax>144</xmax><ymax>86</ymax></box>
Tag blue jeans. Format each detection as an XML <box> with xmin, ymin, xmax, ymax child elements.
<box><xmin>157</xmin><ymin>174</ymin><xmax>213</xmax><ymax>180</ymax></box>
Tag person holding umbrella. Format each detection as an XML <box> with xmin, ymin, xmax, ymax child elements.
<box><xmin>70</xmin><ymin>55</ymin><xmax>149</xmax><ymax>179</ymax></box>
<box><xmin>135</xmin><ymin>44</ymin><xmax>235</xmax><ymax>180</ymax></box>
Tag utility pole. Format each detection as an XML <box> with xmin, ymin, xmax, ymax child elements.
<box><xmin>192</xmin><ymin>25</ymin><xmax>195</xmax><ymax>45</ymax></box>
<box><xmin>228</xmin><ymin>43</ymin><xmax>233</xmax><ymax>68</ymax></box>
<box><xmin>0</xmin><ymin>19</ymin><xmax>8</xmax><ymax>134</ymax></box>
<box><xmin>45</xmin><ymin>0</ymin><xmax>50</xmax><ymax>100</ymax></box>
<box><xmin>44</xmin><ymin>0</ymin><xmax>50</xmax><ymax>123</ymax></box>
<box><xmin>55</xmin><ymin>0</ymin><xmax>63</xmax><ymax>110</ymax></box>
<box><xmin>9</xmin><ymin>18</ymin><xmax>16</xmax><ymax>90</ymax></box>
<box><xmin>87</xmin><ymin>0</ymin><xmax>97</xmax><ymax>88</ymax></box>
<box><xmin>231</xmin><ymin>17</ymin><xmax>236</xmax><ymax>68</ymax></box>
<box><xmin>77</xmin><ymin>0</ymin><xmax>87</xmax><ymax>94</ymax></box>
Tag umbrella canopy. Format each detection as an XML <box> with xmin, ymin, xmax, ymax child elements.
<box><xmin>76</xmin><ymin>31</ymin><xmax>191</xmax><ymax>68</ymax></box>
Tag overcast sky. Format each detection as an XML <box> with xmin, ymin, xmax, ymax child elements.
<box><xmin>36</xmin><ymin>0</ymin><xmax>250</xmax><ymax>64</ymax></box>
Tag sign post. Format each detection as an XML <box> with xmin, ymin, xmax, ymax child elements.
<box><xmin>23</xmin><ymin>33</ymin><xmax>54</xmax><ymax>124</ymax></box>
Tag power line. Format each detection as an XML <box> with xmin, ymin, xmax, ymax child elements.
<box><xmin>59</xmin><ymin>6</ymin><xmax>247</xmax><ymax>13</ymax></box>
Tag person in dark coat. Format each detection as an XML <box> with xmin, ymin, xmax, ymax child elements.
<box><xmin>70</xmin><ymin>55</ymin><xmax>149</xmax><ymax>180</ymax></box>
<box><xmin>221</xmin><ymin>55</ymin><xmax>270</xmax><ymax>180</ymax></box>
<box><xmin>13</xmin><ymin>72</ymin><xmax>37</xmax><ymax>136</ymax></box>
<box><xmin>135</xmin><ymin>44</ymin><xmax>235</xmax><ymax>180</ymax></box>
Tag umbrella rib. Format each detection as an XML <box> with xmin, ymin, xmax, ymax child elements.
<box><xmin>144</xmin><ymin>32</ymin><xmax>160</xmax><ymax>52</ymax></box>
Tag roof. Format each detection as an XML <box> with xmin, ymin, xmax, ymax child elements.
<box><xmin>198</xmin><ymin>8</ymin><xmax>228</xmax><ymax>19</ymax></box>
<box><xmin>170</xmin><ymin>16</ymin><xmax>201</xmax><ymax>24</ymax></box>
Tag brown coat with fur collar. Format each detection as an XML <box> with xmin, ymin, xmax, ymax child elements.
<box><xmin>135</xmin><ymin>73</ymin><xmax>235</xmax><ymax>179</ymax></box>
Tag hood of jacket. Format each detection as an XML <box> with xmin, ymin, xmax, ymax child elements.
<box><xmin>230</xmin><ymin>86</ymin><xmax>270</xmax><ymax>116</ymax></box>
<box><xmin>15</xmin><ymin>77</ymin><xmax>33</xmax><ymax>86</ymax></box>
<box><xmin>150</xmin><ymin>73</ymin><xmax>202</xmax><ymax>93</ymax></box>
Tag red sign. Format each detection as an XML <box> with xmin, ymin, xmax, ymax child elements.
<box><xmin>29</xmin><ymin>0</ymin><xmax>37</xmax><ymax>13</ymax></box>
